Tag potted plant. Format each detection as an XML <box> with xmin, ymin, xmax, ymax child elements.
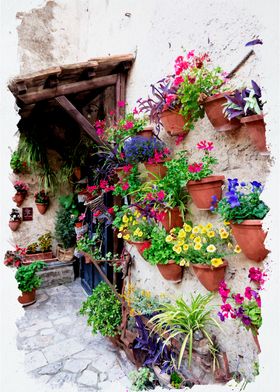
<box><xmin>215</xmin><ymin>179</ymin><xmax>269</xmax><ymax>262</ymax></box>
<box><xmin>123</xmin><ymin>136</ymin><xmax>171</xmax><ymax>180</ymax></box>
<box><xmin>24</xmin><ymin>233</ymin><xmax>53</xmax><ymax>262</ymax></box>
<box><xmin>10</xmin><ymin>150</ymin><xmax>28</xmax><ymax>174</ymax></box>
<box><xmin>80</xmin><ymin>281</ymin><xmax>122</xmax><ymax>337</ymax></box>
<box><xmin>9</xmin><ymin>208</ymin><xmax>21</xmax><ymax>231</ymax></box>
<box><xmin>55</xmin><ymin>197</ymin><xmax>77</xmax><ymax>261</ymax></box>
<box><xmin>12</xmin><ymin>181</ymin><xmax>29</xmax><ymax>207</ymax></box>
<box><xmin>4</xmin><ymin>245</ymin><xmax>26</xmax><ymax>268</ymax></box>
<box><xmin>165</xmin><ymin>222</ymin><xmax>238</xmax><ymax>291</ymax></box>
<box><xmin>223</xmin><ymin>80</ymin><xmax>267</xmax><ymax>152</ymax></box>
<box><xmin>143</xmin><ymin>226</ymin><xmax>183</xmax><ymax>283</ymax></box>
<box><xmin>113</xmin><ymin>165</ymin><xmax>142</xmax><ymax>201</ymax></box>
<box><xmin>15</xmin><ymin>261</ymin><xmax>46</xmax><ymax>306</ymax></box>
<box><xmin>186</xmin><ymin>140</ymin><xmax>225</xmax><ymax>210</ymax></box>
<box><xmin>217</xmin><ymin>267</ymin><xmax>266</xmax><ymax>353</ymax></box>
<box><xmin>34</xmin><ymin>190</ymin><xmax>49</xmax><ymax>214</ymax></box>
<box><xmin>129</xmin><ymin>367</ymin><xmax>155</xmax><ymax>391</ymax></box>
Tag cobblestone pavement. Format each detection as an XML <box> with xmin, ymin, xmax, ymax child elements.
<box><xmin>16</xmin><ymin>279</ymin><xmax>135</xmax><ymax>391</ymax></box>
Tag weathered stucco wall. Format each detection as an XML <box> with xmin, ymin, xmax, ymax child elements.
<box><xmin>2</xmin><ymin>0</ymin><xmax>279</xmax><ymax>389</ymax></box>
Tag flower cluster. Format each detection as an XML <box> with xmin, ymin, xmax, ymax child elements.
<box><xmin>4</xmin><ymin>245</ymin><xmax>26</xmax><ymax>268</ymax></box>
<box><xmin>113</xmin><ymin>166</ymin><xmax>141</xmax><ymax>199</ymax></box>
<box><xmin>95</xmin><ymin>119</ymin><xmax>106</xmax><ymax>137</ymax></box>
<box><xmin>217</xmin><ymin>273</ymin><xmax>263</xmax><ymax>335</ymax></box>
<box><xmin>115</xmin><ymin>208</ymin><xmax>156</xmax><ymax>242</ymax></box>
<box><xmin>123</xmin><ymin>136</ymin><xmax>170</xmax><ymax>165</ymax></box>
<box><xmin>165</xmin><ymin>222</ymin><xmax>240</xmax><ymax>267</ymax></box>
<box><xmin>9</xmin><ymin>208</ymin><xmax>21</xmax><ymax>221</ymax></box>
<box><xmin>215</xmin><ymin>179</ymin><xmax>269</xmax><ymax>222</ymax></box>
<box><xmin>187</xmin><ymin>140</ymin><xmax>218</xmax><ymax>180</ymax></box>
<box><xmin>34</xmin><ymin>190</ymin><xmax>49</xmax><ymax>204</ymax></box>
<box><xmin>87</xmin><ymin>179</ymin><xmax>115</xmax><ymax>198</ymax></box>
<box><xmin>13</xmin><ymin>181</ymin><xmax>29</xmax><ymax>193</ymax></box>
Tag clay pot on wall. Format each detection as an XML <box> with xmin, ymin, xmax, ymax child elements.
<box><xmin>161</xmin><ymin>207</ymin><xmax>184</xmax><ymax>231</ymax></box>
<box><xmin>137</xmin><ymin>125</ymin><xmax>154</xmax><ymax>139</ymax></box>
<box><xmin>187</xmin><ymin>175</ymin><xmax>225</xmax><ymax>210</ymax></box>
<box><xmin>126</xmin><ymin>240</ymin><xmax>151</xmax><ymax>254</ymax></box>
<box><xmin>240</xmin><ymin>114</ymin><xmax>268</xmax><ymax>153</ymax></box>
<box><xmin>157</xmin><ymin>260</ymin><xmax>183</xmax><ymax>283</ymax></box>
<box><xmin>191</xmin><ymin>260</ymin><xmax>228</xmax><ymax>292</ymax></box>
<box><xmin>143</xmin><ymin>161</ymin><xmax>168</xmax><ymax>180</ymax></box>
<box><xmin>9</xmin><ymin>220</ymin><xmax>21</xmax><ymax>231</ymax></box>
<box><xmin>36</xmin><ymin>203</ymin><xmax>48</xmax><ymax>215</ymax></box>
<box><xmin>230</xmin><ymin>220</ymin><xmax>269</xmax><ymax>262</ymax></box>
<box><xmin>159</xmin><ymin>109</ymin><xmax>189</xmax><ymax>136</ymax></box>
<box><xmin>203</xmin><ymin>92</ymin><xmax>240</xmax><ymax>132</ymax></box>
<box><xmin>12</xmin><ymin>192</ymin><xmax>27</xmax><ymax>207</ymax></box>
<box><xmin>18</xmin><ymin>289</ymin><xmax>36</xmax><ymax>307</ymax></box>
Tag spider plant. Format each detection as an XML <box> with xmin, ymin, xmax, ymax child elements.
<box><xmin>149</xmin><ymin>293</ymin><xmax>222</xmax><ymax>369</ymax></box>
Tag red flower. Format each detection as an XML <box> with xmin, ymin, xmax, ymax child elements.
<box><xmin>175</xmin><ymin>134</ymin><xmax>187</xmax><ymax>145</ymax></box>
<box><xmin>165</xmin><ymin>94</ymin><xmax>177</xmax><ymax>106</ymax></box>
<box><xmin>100</xmin><ymin>180</ymin><xmax>108</xmax><ymax>189</ymax></box>
<box><xmin>122</xmin><ymin>183</ymin><xmax>129</xmax><ymax>191</ymax></box>
<box><xmin>173</xmin><ymin>75</ymin><xmax>184</xmax><ymax>86</ymax></box>
<box><xmin>196</xmin><ymin>140</ymin><xmax>214</xmax><ymax>151</ymax></box>
<box><xmin>87</xmin><ymin>185</ymin><xmax>98</xmax><ymax>193</ymax></box>
<box><xmin>122</xmin><ymin>164</ymin><xmax>133</xmax><ymax>173</ymax></box>
<box><xmin>119</xmin><ymin>152</ymin><xmax>125</xmax><ymax>159</ymax></box>
<box><xmin>117</xmin><ymin>100</ymin><xmax>126</xmax><ymax>107</ymax></box>
<box><xmin>157</xmin><ymin>190</ymin><xmax>165</xmax><ymax>201</ymax></box>
<box><xmin>188</xmin><ymin>162</ymin><xmax>203</xmax><ymax>173</ymax></box>
<box><xmin>107</xmin><ymin>207</ymin><xmax>115</xmax><ymax>214</ymax></box>
<box><xmin>93</xmin><ymin>210</ymin><xmax>101</xmax><ymax>217</ymax></box>
<box><xmin>187</xmin><ymin>75</ymin><xmax>196</xmax><ymax>84</ymax></box>
<box><xmin>124</xmin><ymin>121</ymin><xmax>134</xmax><ymax>130</ymax></box>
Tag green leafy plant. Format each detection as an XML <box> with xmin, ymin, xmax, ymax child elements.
<box><xmin>113</xmin><ymin>166</ymin><xmax>142</xmax><ymax>198</ymax></box>
<box><xmin>10</xmin><ymin>150</ymin><xmax>28</xmax><ymax>173</ymax></box>
<box><xmin>26</xmin><ymin>242</ymin><xmax>38</xmax><ymax>254</ymax></box>
<box><xmin>37</xmin><ymin>232</ymin><xmax>52</xmax><ymax>252</ymax></box>
<box><xmin>55</xmin><ymin>204</ymin><xmax>76</xmax><ymax>249</ymax></box>
<box><xmin>80</xmin><ymin>282</ymin><xmax>122</xmax><ymax>337</ymax></box>
<box><xmin>15</xmin><ymin>261</ymin><xmax>46</xmax><ymax>293</ymax></box>
<box><xmin>129</xmin><ymin>367</ymin><xmax>155</xmax><ymax>391</ymax></box>
<box><xmin>170</xmin><ymin>372</ymin><xmax>183</xmax><ymax>388</ymax></box>
<box><xmin>143</xmin><ymin>226</ymin><xmax>181</xmax><ymax>265</ymax></box>
<box><xmin>34</xmin><ymin>190</ymin><xmax>49</xmax><ymax>204</ymax></box>
<box><xmin>149</xmin><ymin>293</ymin><xmax>221</xmax><ymax>368</ymax></box>
<box><xmin>187</xmin><ymin>140</ymin><xmax>218</xmax><ymax>181</ymax></box>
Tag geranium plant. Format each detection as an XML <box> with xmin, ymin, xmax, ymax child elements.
<box><xmin>214</xmin><ymin>179</ymin><xmax>269</xmax><ymax>223</ymax></box>
<box><xmin>13</xmin><ymin>181</ymin><xmax>29</xmax><ymax>193</ymax></box>
<box><xmin>34</xmin><ymin>190</ymin><xmax>49</xmax><ymax>204</ymax></box>
<box><xmin>187</xmin><ymin>140</ymin><xmax>217</xmax><ymax>181</ymax></box>
<box><xmin>122</xmin><ymin>136</ymin><xmax>170</xmax><ymax>165</ymax></box>
<box><xmin>4</xmin><ymin>245</ymin><xmax>26</xmax><ymax>268</ymax></box>
<box><xmin>113</xmin><ymin>166</ymin><xmax>142</xmax><ymax>199</ymax></box>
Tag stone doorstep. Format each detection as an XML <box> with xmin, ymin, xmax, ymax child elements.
<box><xmin>37</xmin><ymin>261</ymin><xmax>75</xmax><ymax>288</ymax></box>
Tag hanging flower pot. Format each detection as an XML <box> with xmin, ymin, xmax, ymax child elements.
<box><xmin>161</xmin><ymin>207</ymin><xmax>183</xmax><ymax>231</ymax></box>
<box><xmin>137</xmin><ymin>125</ymin><xmax>154</xmax><ymax>139</ymax></box>
<box><xmin>12</xmin><ymin>192</ymin><xmax>26</xmax><ymax>207</ymax></box>
<box><xmin>203</xmin><ymin>92</ymin><xmax>240</xmax><ymax>132</ymax></box>
<box><xmin>143</xmin><ymin>161</ymin><xmax>168</xmax><ymax>180</ymax></box>
<box><xmin>230</xmin><ymin>220</ymin><xmax>269</xmax><ymax>262</ymax></box>
<box><xmin>187</xmin><ymin>175</ymin><xmax>225</xmax><ymax>210</ymax></box>
<box><xmin>36</xmin><ymin>203</ymin><xmax>48</xmax><ymax>215</ymax></box>
<box><xmin>192</xmin><ymin>260</ymin><xmax>228</xmax><ymax>291</ymax></box>
<box><xmin>157</xmin><ymin>260</ymin><xmax>183</xmax><ymax>283</ymax></box>
<box><xmin>240</xmin><ymin>114</ymin><xmax>268</xmax><ymax>153</ymax></box>
<box><xmin>18</xmin><ymin>289</ymin><xmax>36</xmax><ymax>307</ymax></box>
<box><xmin>159</xmin><ymin>109</ymin><xmax>189</xmax><ymax>136</ymax></box>
<box><xmin>9</xmin><ymin>220</ymin><xmax>21</xmax><ymax>231</ymax></box>
<box><xmin>127</xmin><ymin>240</ymin><xmax>151</xmax><ymax>254</ymax></box>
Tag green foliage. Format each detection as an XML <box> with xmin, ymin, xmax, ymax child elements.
<box><xmin>149</xmin><ymin>293</ymin><xmax>221</xmax><ymax>368</ymax></box>
<box><xmin>187</xmin><ymin>153</ymin><xmax>218</xmax><ymax>181</ymax></box>
<box><xmin>58</xmin><ymin>194</ymin><xmax>79</xmax><ymax>217</ymax></box>
<box><xmin>129</xmin><ymin>367</ymin><xmax>155</xmax><ymax>391</ymax></box>
<box><xmin>143</xmin><ymin>227</ymin><xmax>181</xmax><ymax>265</ymax></box>
<box><xmin>113</xmin><ymin>166</ymin><xmax>142</xmax><ymax>198</ymax></box>
<box><xmin>26</xmin><ymin>242</ymin><xmax>38</xmax><ymax>254</ymax></box>
<box><xmin>37</xmin><ymin>232</ymin><xmax>52</xmax><ymax>252</ymax></box>
<box><xmin>243</xmin><ymin>301</ymin><xmax>262</xmax><ymax>333</ymax></box>
<box><xmin>80</xmin><ymin>282</ymin><xmax>122</xmax><ymax>337</ymax></box>
<box><xmin>10</xmin><ymin>151</ymin><xmax>28</xmax><ymax>173</ymax></box>
<box><xmin>170</xmin><ymin>372</ymin><xmax>183</xmax><ymax>388</ymax></box>
<box><xmin>55</xmin><ymin>206</ymin><xmax>76</xmax><ymax>249</ymax></box>
<box><xmin>15</xmin><ymin>261</ymin><xmax>46</xmax><ymax>292</ymax></box>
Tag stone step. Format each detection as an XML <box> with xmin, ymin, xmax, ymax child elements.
<box><xmin>37</xmin><ymin>260</ymin><xmax>75</xmax><ymax>288</ymax></box>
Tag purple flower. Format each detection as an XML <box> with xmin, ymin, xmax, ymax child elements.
<box><xmin>217</xmin><ymin>311</ymin><xmax>225</xmax><ymax>322</ymax></box>
<box><xmin>235</xmin><ymin>306</ymin><xmax>244</xmax><ymax>318</ymax></box>
<box><xmin>226</xmin><ymin>191</ymin><xmax>240</xmax><ymax>208</ymax></box>
<box><xmin>245</xmin><ymin>39</ymin><xmax>263</xmax><ymax>47</ymax></box>
<box><xmin>241</xmin><ymin>315</ymin><xmax>251</xmax><ymax>326</ymax></box>
<box><xmin>240</xmin><ymin>181</ymin><xmax>246</xmax><ymax>187</ymax></box>
<box><xmin>228</xmin><ymin>178</ymin><xmax>239</xmax><ymax>192</ymax></box>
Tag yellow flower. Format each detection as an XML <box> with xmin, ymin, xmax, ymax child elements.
<box><xmin>122</xmin><ymin>215</ymin><xmax>129</xmax><ymax>223</ymax></box>
<box><xmin>129</xmin><ymin>217</ymin><xmax>133</xmax><ymax>221</ymax></box>
<box><xmin>220</xmin><ymin>231</ymin><xmax>229</xmax><ymax>239</ymax></box>
<box><xmin>142</xmin><ymin>217</ymin><xmax>147</xmax><ymax>221</ymax></box>
<box><xmin>183</xmin><ymin>223</ymin><xmax>192</xmax><ymax>232</ymax></box>
<box><xmin>117</xmin><ymin>233</ymin><xmax>123</xmax><ymax>238</ymax></box>
<box><xmin>166</xmin><ymin>235</ymin><xmax>174</xmax><ymax>243</ymax></box>
<box><xmin>206</xmin><ymin>244</ymin><xmax>216</xmax><ymax>253</ymax></box>
<box><xmin>234</xmin><ymin>245</ymin><xmax>242</xmax><ymax>253</ymax></box>
<box><xmin>183</xmin><ymin>244</ymin><xmax>189</xmax><ymax>251</ymax></box>
<box><xmin>194</xmin><ymin>243</ymin><xmax>202</xmax><ymax>251</ymax></box>
<box><xmin>137</xmin><ymin>231</ymin><xmax>143</xmax><ymax>237</ymax></box>
<box><xmin>119</xmin><ymin>225</ymin><xmax>124</xmax><ymax>232</ymax></box>
<box><xmin>198</xmin><ymin>224</ymin><xmax>204</xmax><ymax>230</ymax></box>
<box><xmin>227</xmin><ymin>242</ymin><xmax>233</xmax><ymax>249</ymax></box>
<box><xmin>206</xmin><ymin>223</ymin><xmax>213</xmax><ymax>230</ymax></box>
<box><xmin>133</xmin><ymin>228</ymin><xmax>139</xmax><ymax>236</ymax></box>
<box><xmin>177</xmin><ymin>240</ymin><xmax>185</xmax><ymax>246</ymax></box>
<box><xmin>190</xmin><ymin>233</ymin><xmax>195</xmax><ymax>240</ymax></box>
<box><xmin>192</xmin><ymin>226</ymin><xmax>200</xmax><ymax>234</ymax></box>
<box><xmin>194</xmin><ymin>236</ymin><xmax>201</xmax><ymax>243</ymax></box>
<box><xmin>132</xmin><ymin>220</ymin><xmax>138</xmax><ymax>226</ymax></box>
<box><xmin>219</xmin><ymin>228</ymin><xmax>226</xmax><ymax>235</ymax></box>
<box><xmin>170</xmin><ymin>228</ymin><xmax>176</xmax><ymax>234</ymax></box>
<box><xmin>133</xmin><ymin>211</ymin><xmax>138</xmax><ymax>216</ymax></box>
<box><xmin>173</xmin><ymin>245</ymin><xmax>182</xmax><ymax>254</ymax></box>
<box><xmin>201</xmin><ymin>227</ymin><xmax>207</xmax><ymax>234</ymax></box>
<box><xmin>178</xmin><ymin>229</ymin><xmax>187</xmax><ymax>239</ymax></box>
<box><xmin>207</xmin><ymin>231</ymin><xmax>215</xmax><ymax>238</ymax></box>
<box><xmin>123</xmin><ymin>234</ymin><xmax>130</xmax><ymax>240</ymax></box>
<box><xmin>224</xmin><ymin>221</ymin><xmax>230</xmax><ymax>226</ymax></box>
<box><xmin>211</xmin><ymin>258</ymin><xmax>223</xmax><ymax>268</ymax></box>
<box><xmin>179</xmin><ymin>259</ymin><xmax>186</xmax><ymax>266</ymax></box>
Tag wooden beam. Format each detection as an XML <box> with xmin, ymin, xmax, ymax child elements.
<box><xmin>115</xmin><ymin>73</ymin><xmax>127</xmax><ymax>120</ymax></box>
<box><xmin>55</xmin><ymin>95</ymin><xmax>111</xmax><ymax>149</ymax></box>
<box><xmin>17</xmin><ymin>74</ymin><xmax>118</xmax><ymax>105</ymax></box>
<box><xmin>227</xmin><ymin>50</ymin><xmax>255</xmax><ymax>79</ymax></box>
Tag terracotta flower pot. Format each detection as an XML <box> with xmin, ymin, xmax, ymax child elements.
<box><xmin>75</xmin><ymin>222</ymin><xmax>83</xmax><ymax>228</ymax></box>
<box><xmin>240</xmin><ymin>114</ymin><xmax>268</xmax><ymax>153</ymax></box>
<box><xmin>192</xmin><ymin>260</ymin><xmax>228</xmax><ymax>292</ymax></box>
<box><xmin>143</xmin><ymin>161</ymin><xmax>168</xmax><ymax>180</ymax></box>
<box><xmin>18</xmin><ymin>289</ymin><xmax>36</xmax><ymax>306</ymax></box>
<box><xmin>159</xmin><ymin>109</ymin><xmax>189</xmax><ymax>136</ymax></box>
<box><xmin>12</xmin><ymin>192</ymin><xmax>26</xmax><ymax>207</ymax></box>
<box><xmin>137</xmin><ymin>125</ymin><xmax>154</xmax><ymax>139</ymax></box>
<box><xmin>127</xmin><ymin>240</ymin><xmax>151</xmax><ymax>254</ymax></box>
<box><xmin>161</xmin><ymin>207</ymin><xmax>183</xmax><ymax>231</ymax></box>
<box><xmin>230</xmin><ymin>220</ymin><xmax>269</xmax><ymax>262</ymax></box>
<box><xmin>203</xmin><ymin>92</ymin><xmax>241</xmax><ymax>132</ymax></box>
<box><xmin>157</xmin><ymin>260</ymin><xmax>183</xmax><ymax>283</ymax></box>
<box><xmin>187</xmin><ymin>175</ymin><xmax>225</xmax><ymax>210</ymax></box>
<box><xmin>73</xmin><ymin>167</ymin><xmax>82</xmax><ymax>180</ymax></box>
<box><xmin>9</xmin><ymin>220</ymin><xmax>21</xmax><ymax>231</ymax></box>
<box><xmin>36</xmin><ymin>203</ymin><xmax>48</xmax><ymax>215</ymax></box>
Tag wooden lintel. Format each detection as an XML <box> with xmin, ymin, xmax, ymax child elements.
<box><xmin>16</xmin><ymin>81</ymin><xmax>27</xmax><ymax>95</ymax></box>
<box><xmin>115</xmin><ymin>73</ymin><xmax>126</xmax><ymax>120</ymax></box>
<box><xmin>17</xmin><ymin>74</ymin><xmax>118</xmax><ymax>105</ymax></box>
<box><xmin>55</xmin><ymin>95</ymin><xmax>112</xmax><ymax>150</ymax></box>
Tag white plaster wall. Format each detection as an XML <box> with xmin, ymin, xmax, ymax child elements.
<box><xmin>1</xmin><ymin>0</ymin><xmax>279</xmax><ymax>391</ymax></box>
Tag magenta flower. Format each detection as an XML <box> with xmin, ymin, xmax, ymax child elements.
<box><xmin>117</xmin><ymin>100</ymin><xmax>126</xmax><ymax>107</ymax></box>
<box><xmin>87</xmin><ymin>185</ymin><xmax>98</xmax><ymax>193</ymax></box>
<box><xmin>78</xmin><ymin>213</ymin><xmax>86</xmax><ymax>221</ymax></box>
<box><xmin>232</xmin><ymin>293</ymin><xmax>244</xmax><ymax>304</ymax></box>
<box><xmin>122</xmin><ymin>183</ymin><xmax>129</xmax><ymax>191</ymax></box>
<box><xmin>165</xmin><ymin>94</ymin><xmax>177</xmax><ymax>106</ymax></box>
<box><xmin>124</xmin><ymin>121</ymin><xmax>134</xmax><ymax>130</ymax></box>
<box><xmin>218</xmin><ymin>281</ymin><xmax>230</xmax><ymax>303</ymax></box>
<box><xmin>244</xmin><ymin>286</ymin><xmax>253</xmax><ymax>300</ymax></box>
<box><xmin>122</xmin><ymin>164</ymin><xmax>133</xmax><ymax>173</ymax></box>
<box><xmin>188</xmin><ymin>162</ymin><xmax>203</xmax><ymax>173</ymax></box>
<box><xmin>157</xmin><ymin>190</ymin><xmax>165</xmax><ymax>201</ymax></box>
<box><xmin>133</xmin><ymin>107</ymin><xmax>139</xmax><ymax>114</ymax></box>
<box><xmin>173</xmin><ymin>75</ymin><xmax>184</xmax><ymax>86</ymax></box>
<box><xmin>100</xmin><ymin>180</ymin><xmax>109</xmax><ymax>189</ymax></box>
<box><xmin>248</xmin><ymin>267</ymin><xmax>266</xmax><ymax>287</ymax></box>
<box><xmin>196</xmin><ymin>140</ymin><xmax>214</xmax><ymax>151</ymax></box>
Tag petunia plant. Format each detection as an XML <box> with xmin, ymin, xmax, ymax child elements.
<box><xmin>164</xmin><ymin>222</ymin><xmax>240</xmax><ymax>268</ymax></box>
<box><xmin>187</xmin><ymin>140</ymin><xmax>218</xmax><ymax>181</ymax></box>
<box><xmin>113</xmin><ymin>166</ymin><xmax>142</xmax><ymax>199</ymax></box>
<box><xmin>214</xmin><ymin>179</ymin><xmax>269</xmax><ymax>223</ymax></box>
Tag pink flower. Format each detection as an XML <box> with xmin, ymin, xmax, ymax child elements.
<box><xmin>107</xmin><ymin>207</ymin><xmax>114</xmax><ymax>214</ymax></box>
<box><xmin>187</xmin><ymin>50</ymin><xmax>195</xmax><ymax>59</ymax></box>
<box><xmin>93</xmin><ymin>210</ymin><xmax>101</xmax><ymax>217</ymax></box>
<box><xmin>78</xmin><ymin>213</ymin><xmax>86</xmax><ymax>221</ymax></box>
<box><xmin>196</xmin><ymin>140</ymin><xmax>214</xmax><ymax>151</ymax></box>
<box><xmin>133</xmin><ymin>107</ymin><xmax>139</xmax><ymax>114</ymax></box>
<box><xmin>244</xmin><ymin>287</ymin><xmax>253</xmax><ymax>300</ymax></box>
<box><xmin>232</xmin><ymin>293</ymin><xmax>244</xmax><ymax>304</ymax></box>
<box><xmin>109</xmin><ymin>110</ymin><xmax>115</xmax><ymax>116</ymax></box>
<box><xmin>100</xmin><ymin>180</ymin><xmax>109</xmax><ymax>189</ymax></box>
<box><xmin>175</xmin><ymin>134</ymin><xmax>187</xmax><ymax>145</ymax></box>
<box><xmin>219</xmin><ymin>281</ymin><xmax>230</xmax><ymax>303</ymax></box>
<box><xmin>122</xmin><ymin>164</ymin><xmax>133</xmax><ymax>173</ymax></box>
<box><xmin>157</xmin><ymin>190</ymin><xmax>165</xmax><ymax>201</ymax></box>
<box><xmin>173</xmin><ymin>75</ymin><xmax>184</xmax><ymax>86</ymax></box>
<box><xmin>188</xmin><ymin>162</ymin><xmax>203</xmax><ymax>173</ymax></box>
<box><xmin>174</xmin><ymin>55</ymin><xmax>189</xmax><ymax>75</ymax></box>
<box><xmin>155</xmin><ymin>211</ymin><xmax>166</xmax><ymax>222</ymax></box>
<box><xmin>119</xmin><ymin>152</ymin><xmax>125</xmax><ymax>159</ymax></box>
<box><xmin>124</xmin><ymin>121</ymin><xmax>134</xmax><ymax>130</ymax></box>
<box><xmin>87</xmin><ymin>185</ymin><xmax>98</xmax><ymax>193</ymax></box>
<box><xmin>188</xmin><ymin>75</ymin><xmax>196</xmax><ymax>84</ymax></box>
<box><xmin>248</xmin><ymin>267</ymin><xmax>266</xmax><ymax>287</ymax></box>
<box><xmin>165</xmin><ymin>94</ymin><xmax>177</xmax><ymax>106</ymax></box>
<box><xmin>256</xmin><ymin>295</ymin><xmax>261</xmax><ymax>308</ymax></box>
<box><xmin>122</xmin><ymin>183</ymin><xmax>129</xmax><ymax>191</ymax></box>
<box><xmin>117</xmin><ymin>100</ymin><xmax>126</xmax><ymax>107</ymax></box>
<box><xmin>145</xmin><ymin>193</ymin><xmax>154</xmax><ymax>201</ymax></box>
